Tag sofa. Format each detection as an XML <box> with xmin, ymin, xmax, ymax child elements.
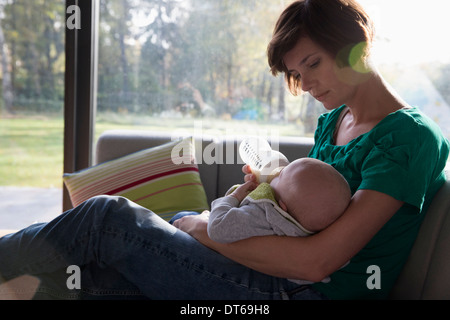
<box><xmin>2</xmin><ymin>129</ymin><xmax>450</xmax><ymax>299</ymax></box>
<box><xmin>94</xmin><ymin>129</ymin><xmax>450</xmax><ymax>300</ymax></box>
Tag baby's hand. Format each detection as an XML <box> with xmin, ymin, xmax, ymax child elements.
<box><xmin>242</xmin><ymin>165</ymin><xmax>257</xmax><ymax>183</ymax></box>
<box><xmin>229</xmin><ymin>180</ymin><xmax>257</xmax><ymax>202</ymax></box>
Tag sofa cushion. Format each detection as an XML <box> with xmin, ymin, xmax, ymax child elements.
<box><xmin>95</xmin><ymin>130</ymin><xmax>219</xmax><ymax>204</ymax></box>
<box><xmin>64</xmin><ymin>137</ymin><xmax>209</xmax><ymax>221</ymax></box>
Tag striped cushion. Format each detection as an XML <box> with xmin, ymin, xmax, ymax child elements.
<box><xmin>63</xmin><ymin>137</ymin><xmax>209</xmax><ymax>221</ymax></box>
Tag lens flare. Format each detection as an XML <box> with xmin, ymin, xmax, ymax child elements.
<box><xmin>349</xmin><ymin>42</ymin><xmax>371</xmax><ymax>74</ymax></box>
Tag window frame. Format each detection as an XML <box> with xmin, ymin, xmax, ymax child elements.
<box><xmin>63</xmin><ymin>0</ymin><xmax>99</xmax><ymax>211</ymax></box>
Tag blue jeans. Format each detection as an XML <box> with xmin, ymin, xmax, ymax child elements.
<box><xmin>0</xmin><ymin>196</ymin><xmax>327</xmax><ymax>300</ymax></box>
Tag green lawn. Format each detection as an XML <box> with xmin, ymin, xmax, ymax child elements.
<box><xmin>0</xmin><ymin>117</ymin><xmax>64</xmax><ymax>188</ymax></box>
<box><xmin>0</xmin><ymin>116</ymin><xmax>157</xmax><ymax>188</ymax></box>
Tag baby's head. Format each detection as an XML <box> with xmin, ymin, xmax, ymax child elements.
<box><xmin>270</xmin><ymin>158</ymin><xmax>351</xmax><ymax>233</ymax></box>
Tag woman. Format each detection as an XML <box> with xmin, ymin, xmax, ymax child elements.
<box><xmin>177</xmin><ymin>0</ymin><xmax>449</xmax><ymax>300</ymax></box>
<box><xmin>1</xmin><ymin>0</ymin><xmax>448</xmax><ymax>300</ymax></box>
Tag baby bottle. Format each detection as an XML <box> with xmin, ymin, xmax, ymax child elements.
<box><xmin>239</xmin><ymin>137</ymin><xmax>290</xmax><ymax>183</ymax></box>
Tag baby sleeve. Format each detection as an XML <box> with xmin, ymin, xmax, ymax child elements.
<box><xmin>208</xmin><ymin>197</ymin><xmax>276</xmax><ymax>243</ymax></box>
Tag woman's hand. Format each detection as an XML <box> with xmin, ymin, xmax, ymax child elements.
<box><xmin>173</xmin><ymin>210</ymin><xmax>211</xmax><ymax>243</ymax></box>
<box><xmin>174</xmin><ymin>189</ymin><xmax>405</xmax><ymax>282</ymax></box>
<box><xmin>173</xmin><ymin>165</ymin><xmax>258</xmax><ymax>246</ymax></box>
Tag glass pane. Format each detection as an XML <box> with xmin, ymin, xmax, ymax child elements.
<box><xmin>96</xmin><ymin>0</ymin><xmax>324</xmax><ymax>141</ymax></box>
<box><xmin>96</xmin><ymin>0</ymin><xmax>450</xmax><ymax>145</ymax></box>
<box><xmin>0</xmin><ymin>1</ymin><xmax>65</xmax><ymax>229</ymax></box>
<box><xmin>360</xmin><ymin>0</ymin><xmax>450</xmax><ymax>139</ymax></box>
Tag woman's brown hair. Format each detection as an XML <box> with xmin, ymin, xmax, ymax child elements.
<box><xmin>267</xmin><ymin>0</ymin><xmax>375</xmax><ymax>95</ymax></box>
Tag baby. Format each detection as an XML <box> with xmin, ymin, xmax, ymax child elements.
<box><xmin>169</xmin><ymin>157</ymin><xmax>351</xmax><ymax>284</ymax></box>
<box><xmin>207</xmin><ymin>157</ymin><xmax>352</xmax><ymax>243</ymax></box>
<box><xmin>206</xmin><ymin>157</ymin><xmax>351</xmax><ymax>285</ymax></box>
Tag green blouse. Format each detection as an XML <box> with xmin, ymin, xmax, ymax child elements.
<box><xmin>309</xmin><ymin>105</ymin><xmax>449</xmax><ymax>300</ymax></box>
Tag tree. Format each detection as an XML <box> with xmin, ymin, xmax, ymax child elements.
<box><xmin>137</xmin><ymin>0</ymin><xmax>183</xmax><ymax>112</ymax></box>
<box><xmin>170</xmin><ymin>0</ymin><xmax>285</xmax><ymax>119</ymax></box>
<box><xmin>1</xmin><ymin>0</ymin><xmax>65</xmax><ymax>113</ymax></box>
<box><xmin>0</xmin><ymin>0</ymin><xmax>13</xmax><ymax>114</ymax></box>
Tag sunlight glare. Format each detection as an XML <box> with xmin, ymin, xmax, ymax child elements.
<box><xmin>360</xmin><ymin>0</ymin><xmax>450</xmax><ymax>65</ymax></box>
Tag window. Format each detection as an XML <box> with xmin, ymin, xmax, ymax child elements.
<box><xmin>94</xmin><ymin>0</ymin><xmax>450</xmax><ymax>145</ymax></box>
<box><xmin>0</xmin><ymin>0</ymin><xmax>65</xmax><ymax>228</ymax></box>
<box><xmin>95</xmin><ymin>0</ymin><xmax>325</xmax><ymax>141</ymax></box>
<box><xmin>361</xmin><ymin>0</ymin><xmax>450</xmax><ymax>138</ymax></box>
<box><xmin>1</xmin><ymin>0</ymin><xmax>450</xmax><ymax>227</ymax></box>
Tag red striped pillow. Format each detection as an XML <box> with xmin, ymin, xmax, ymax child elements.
<box><xmin>63</xmin><ymin>137</ymin><xmax>209</xmax><ymax>221</ymax></box>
